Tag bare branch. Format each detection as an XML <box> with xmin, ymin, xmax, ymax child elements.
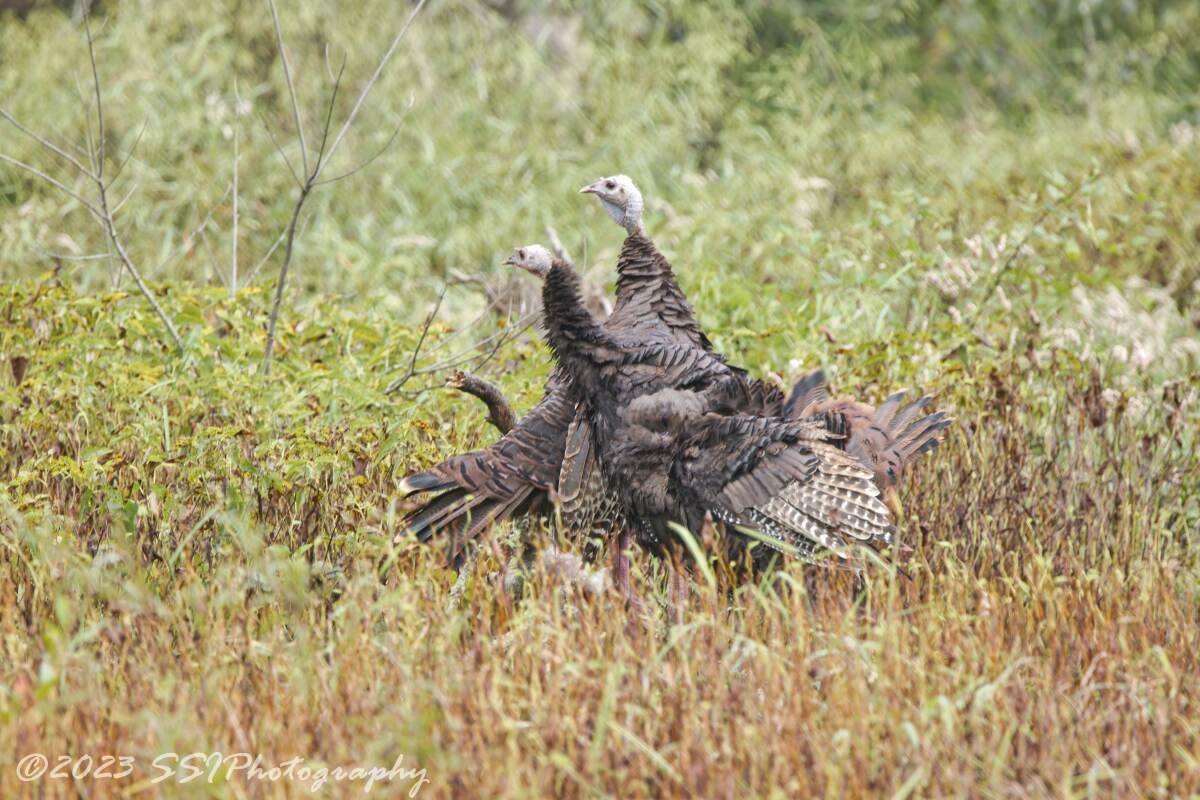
<box><xmin>315</xmin><ymin>110</ymin><xmax>407</xmax><ymax>186</ymax></box>
<box><xmin>0</xmin><ymin>107</ymin><xmax>96</xmax><ymax>178</ymax></box>
<box><xmin>260</xmin><ymin>114</ymin><xmax>303</xmax><ymax>189</ymax></box>
<box><xmin>101</xmin><ymin>214</ymin><xmax>185</xmax><ymax>351</ymax></box>
<box><xmin>386</xmin><ymin>309</ymin><xmax>537</xmax><ymax>395</ymax></box>
<box><xmin>968</xmin><ymin>165</ymin><xmax>1101</xmax><ymax>326</ymax></box>
<box><xmin>81</xmin><ymin>13</ymin><xmax>184</xmax><ymax>351</ymax></box>
<box><xmin>261</xmin><ymin>183</ymin><xmax>313</xmax><ymax>374</ymax></box>
<box><xmin>83</xmin><ymin>14</ymin><xmax>105</xmax><ymax>178</ymax></box>
<box><xmin>107</xmin><ymin>116</ymin><xmax>148</xmax><ymax>185</ymax></box>
<box><xmin>246</xmin><ymin>228</ymin><xmax>290</xmax><ymax>283</ymax></box>
<box><xmin>546</xmin><ymin>224</ymin><xmax>572</xmax><ymax>264</ymax></box>
<box><xmin>0</xmin><ymin>154</ymin><xmax>103</xmax><ymax>218</ymax></box>
<box><xmin>383</xmin><ymin>285</ymin><xmax>447</xmax><ymax>393</ymax></box>
<box><xmin>446</xmin><ymin>370</ymin><xmax>517</xmax><ymax>434</ymax></box>
<box><xmin>231</xmin><ymin>127</ymin><xmax>239</xmax><ymax>296</ymax></box>
<box><xmin>34</xmin><ymin>248</ymin><xmax>109</xmax><ymax>262</ymax></box>
<box><xmin>320</xmin><ymin>0</ymin><xmax>429</xmax><ymax>175</ymax></box>
<box><xmin>313</xmin><ymin>57</ymin><xmax>347</xmax><ymax>172</ymax></box>
<box><xmin>259</xmin><ymin>0</ymin><xmax>428</xmax><ymax>374</ymax></box>
<box><xmin>109</xmin><ymin>180</ymin><xmax>140</xmax><ymax>217</ymax></box>
<box><xmin>266</xmin><ymin>0</ymin><xmax>310</xmax><ymax>177</ymax></box>
<box><xmin>198</xmin><ymin>225</ymin><xmax>229</xmax><ymax>290</ymax></box>
<box><xmin>154</xmin><ymin>183</ymin><xmax>234</xmax><ymax>272</ymax></box>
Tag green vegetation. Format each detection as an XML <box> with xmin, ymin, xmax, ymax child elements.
<box><xmin>2</xmin><ymin>1</ymin><xmax>1198</xmax><ymax>796</ymax></box>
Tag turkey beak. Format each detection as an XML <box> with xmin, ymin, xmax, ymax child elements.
<box><xmin>579</xmin><ymin>181</ymin><xmax>601</xmax><ymax>195</ymax></box>
<box><xmin>502</xmin><ymin>254</ymin><xmax>517</xmax><ymax>267</ymax></box>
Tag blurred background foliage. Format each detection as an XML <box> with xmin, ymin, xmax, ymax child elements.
<box><xmin>1</xmin><ymin>1</ymin><xmax>1197</xmax><ymax>369</ymax></box>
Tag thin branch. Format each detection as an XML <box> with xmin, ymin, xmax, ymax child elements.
<box><xmin>198</xmin><ymin>225</ymin><xmax>230</xmax><ymax>290</ymax></box>
<box><xmin>81</xmin><ymin>14</ymin><xmax>183</xmax><ymax>351</ymax></box>
<box><xmin>260</xmin><ymin>113</ymin><xmax>303</xmax><ymax>189</ymax></box>
<box><xmin>386</xmin><ymin>310</ymin><xmax>537</xmax><ymax>395</ymax></box>
<box><xmin>109</xmin><ymin>180</ymin><xmax>139</xmax><ymax>217</ymax></box>
<box><xmin>101</xmin><ymin>213</ymin><xmax>185</xmax><ymax>350</ymax></box>
<box><xmin>34</xmin><ymin>248</ymin><xmax>109</xmax><ymax>262</ymax></box>
<box><xmin>383</xmin><ymin>305</ymin><xmax>536</xmax><ymax>375</ymax></box>
<box><xmin>108</xmin><ymin>116</ymin><xmax>148</xmax><ymax>185</ymax></box>
<box><xmin>312</xmin><ymin>57</ymin><xmax>347</xmax><ymax>172</ymax></box>
<box><xmin>259</xmin><ymin>0</ymin><xmax>428</xmax><ymax>374</ymax></box>
<box><xmin>266</xmin><ymin>0</ymin><xmax>310</xmax><ymax>177</ymax></box>
<box><xmin>383</xmin><ymin>285</ymin><xmax>447</xmax><ymax>393</ymax></box>
<box><xmin>261</xmin><ymin>185</ymin><xmax>310</xmax><ymax>374</ymax></box>
<box><xmin>968</xmin><ymin>166</ymin><xmax>1100</xmax><ymax>326</ymax></box>
<box><xmin>464</xmin><ymin>315</ymin><xmax>536</xmax><ymax>374</ymax></box>
<box><xmin>546</xmin><ymin>224</ymin><xmax>572</xmax><ymax>264</ymax></box>
<box><xmin>421</xmin><ymin>310</ymin><xmax>538</xmax><ymax>374</ymax></box>
<box><xmin>320</xmin><ymin>0</ymin><xmax>429</xmax><ymax>175</ymax></box>
<box><xmin>154</xmin><ymin>183</ymin><xmax>234</xmax><ymax>272</ymax></box>
<box><xmin>0</xmin><ymin>107</ymin><xmax>96</xmax><ymax>178</ymax></box>
<box><xmin>0</xmin><ymin>154</ymin><xmax>103</xmax><ymax>218</ymax></box>
<box><xmin>315</xmin><ymin>111</ymin><xmax>407</xmax><ymax>186</ymax></box>
<box><xmin>246</xmin><ymin>227</ymin><xmax>290</xmax><ymax>283</ymax></box>
<box><xmin>231</xmin><ymin>126</ymin><xmax>239</xmax><ymax>296</ymax></box>
<box><xmin>83</xmin><ymin>14</ymin><xmax>105</xmax><ymax>178</ymax></box>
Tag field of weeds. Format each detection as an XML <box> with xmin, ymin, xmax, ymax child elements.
<box><xmin>2</xmin><ymin>1</ymin><xmax>1199</xmax><ymax>797</ymax></box>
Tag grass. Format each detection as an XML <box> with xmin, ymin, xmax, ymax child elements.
<box><xmin>2</xmin><ymin>0</ymin><xmax>1199</xmax><ymax>797</ymax></box>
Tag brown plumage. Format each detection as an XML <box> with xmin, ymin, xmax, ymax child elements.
<box><xmin>784</xmin><ymin>370</ymin><xmax>953</xmax><ymax>519</ymax></box>
<box><xmin>400</xmin><ymin>176</ymin><xmax>951</xmax><ymax>577</ymax></box>
<box><xmin>399</xmin><ymin>177</ymin><xmax>782</xmax><ymax>562</ymax></box>
<box><xmin>514</xmin><ymin>247</ymin><xmax>896</xmax><ymax>566</ymax></box>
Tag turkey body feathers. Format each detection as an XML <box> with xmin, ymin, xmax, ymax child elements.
<box><xmin>399</xmin><ymin>231</ymin><xmax>717</xmax><ymax>551</ymax></box>
<box><xmin>540</xmin><ymin>259</ymin><xmax>895</xmax><ymax>561</ymax></box>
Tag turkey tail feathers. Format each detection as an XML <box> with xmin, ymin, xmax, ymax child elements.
<box><xmin>783</xmin><ymin>369</ymin><xmax>829</xmax><ymax>419</ymax></box>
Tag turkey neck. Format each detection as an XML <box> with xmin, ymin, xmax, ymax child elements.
<box><xmin>541</xmin><ymin>260</ymin><xmax>617</xmax><ymax>398</ymax></box>
<box><xmin>608</xmin><ymin>230</ymin><xmax>712</xmax><ymax>351</ymax></box>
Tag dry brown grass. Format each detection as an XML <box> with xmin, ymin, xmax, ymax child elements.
<box><xmin>1</xmin><ymin>284</ymin><xmax>1197</xmax><ymax>798</ymax></box>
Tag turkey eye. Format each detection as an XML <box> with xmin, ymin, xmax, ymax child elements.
<box><xmin>604</xmin><ymin>180</ymin><xmax>615</xmax><ymax>189</ymax></box>
<box><xmin>518</xmin><ymin>249</ymin><xmax>525</xmax><ymax>258</ymax></box>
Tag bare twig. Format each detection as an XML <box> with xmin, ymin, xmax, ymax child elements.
<box><xmin>84</xmin><ymin>15</ymin><xmax>106</xmax><ymax>178</ymax></box>
<box><xmin>109</xmin><ymin>180</ymin><xmax>140</xmax><ymax>217</ymax></box>
<box><xmin>0</xmin><ymin>108</ymin><xmax>94</xmax><ymax>177</ymax></box>
<box><xmin>108</xmin><ymin>117</ymin><xmax>148</xmax><ymax>185</ymax></box>
<box><xmin>246</xmin><ymin>228</ymin><xmax>290</xmax><ymax>283</ymax></box>
<box><xmin>386</xmin><ymin>311</ymin><xmax>538</xmax><ymax>396</ymax></box>
<box><xmin>231</xmin><ymin>126</ymin><xmax>239</xmax><ymax>296</ymax></box>
<box><xmin>198</xmin><ymin>226</ymin><xmax>229</xmax><ymax>290</ymax></box>
<box><xmin>0</xmin><ymin>154</ymin><xmax>103</xmax><ymax>218</ymax></box>
<box><xmin>154</xmin><ymin>183</ymin><xmax>234</xmax><ymax>273</ymax></box>
<box><xmin>321</xmin><ymin>0</ymin><xmax>429</xmax><ymax>170</ymax></box>
<box><xmin>262</xmin><ymin>186</ymin><xmax>311</xmax><ymax>374</ymax></box>
<box><xmin>83</xmin><ymin>16</ymin><xmax>184</xmax><ymax>350</ymax></box>
<box><xmin>315</xmin><ymin>114</ymin><xmax>407</xmax><ymax>186</ymax></box>
<box><xmin>266</xmin><ymin>0</ymin><xmax>309</xmax><ymax>177</ymax></box>
<box><xmin>259</xmin><ymin>0</ymin><xmax>429</xmax><ymax>375</ymax></box>
<box><xmin>383</xmin><ymin>285</ymin><xmax>447</xmax><ymax>393</ymax></box>
<box><xmin>546</xmin><ymin>224</ymin><xmax>572</xmax><ymax>264</ymax></box>
<box><xmin>446</xmin><ymin>370</ymin><xmax>517</xmax><ymax>434</ymax></box>
<box><xmin>34</xmin><ymin>249</ymin><xmax>109</xmax><ymax>262</ymax></box>
<box><xmin>312</xmin><ymin>58</ymin><xmax>346</xmax><ymax>170</ymax></box>
<box><xmin>968</xmin><ymin>166</ymin><xmax>1101</xmax><ymax>326</ymax></box>
<box><xmin>383</xmin><ymin>306</ymin><xmax>537</xmax><ymax>377</ymax></box>
<box><xmin>260</xmin><ymin>113</ymin><xmax>303</xmax><ymax>188</ymax></box>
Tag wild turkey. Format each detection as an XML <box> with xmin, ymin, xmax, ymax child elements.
<box><xmin>783</xmin><ymin>370</ymin><xmax>953</xmax><ymax>521</ymax></box>
<box><xmin>402</xmin><ymin>176</ymin><xmax>948</xmax><ymax>579</ymax></box>
<box><xmin>507</xmin><ymin>244</ymin><xmax>896</xmax><ymax>571</ymax></box>
<box><xmin>400</xmin><ymin>176</ymin><xmax>774</xmax><ymax>570</ymax></box>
